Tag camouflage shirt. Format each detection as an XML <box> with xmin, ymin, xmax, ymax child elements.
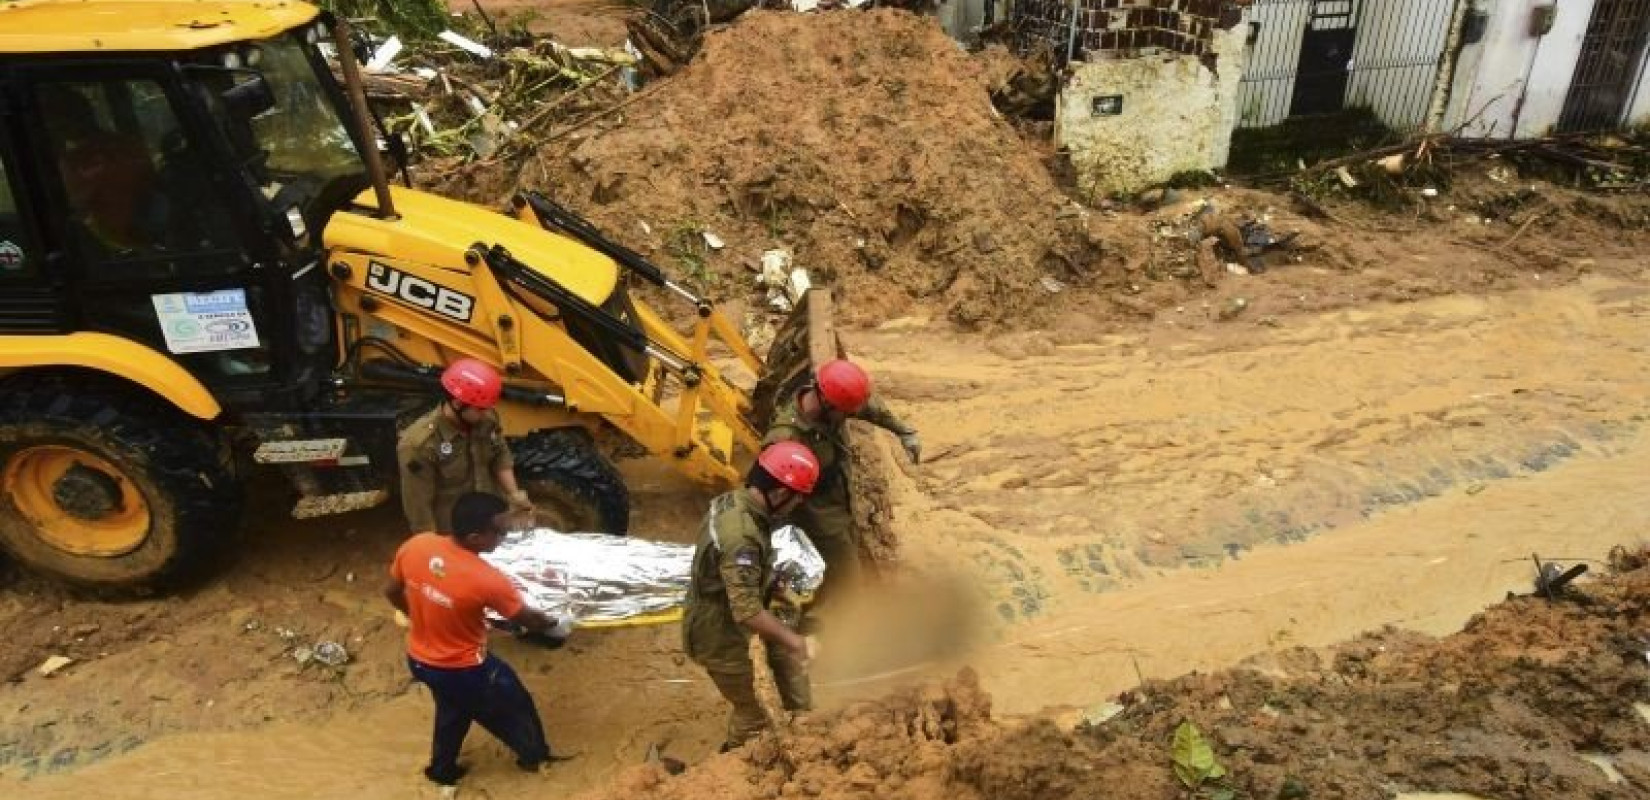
<box><xmin>761</xmin><ymin>389</ymin><xmax>912</xmax><ymax>488</ymax></box>
<box><xmin>396</xmin><ymin>405</ymin><xmax>514</xmax><ymax>534</ymax></box>
<box><xmin>682</xmin><ymin>490</ymin><xmax>775</xmax><ymax>671</ymax></box>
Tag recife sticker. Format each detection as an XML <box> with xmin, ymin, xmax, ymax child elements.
<box><xmin>0</xmin><ymin>240</ymin><xmax>23</xmax><ymax>272</ymax></box>
<box><xmin>151</xmin><ymin>289</ymin><xmax>262</xmax><ymax>354</ymax></box>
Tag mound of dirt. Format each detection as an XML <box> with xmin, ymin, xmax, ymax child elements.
<box><xmin>444</xmin><ymin>10</ymin><xmax>1113</xmax><ymax>327</ymax></box>
<box><xmin>582</xmin><ymin>558</ymin><xmax>1650</xmax><ymax>800</ymax></box>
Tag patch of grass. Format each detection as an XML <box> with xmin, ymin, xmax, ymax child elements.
<box><xmin>321</xmin><ymin>0</ymin><xmax>449</xmax><ymax>40</ymax></box>
<box><xmin>664</xmin><ymin>220</ymin><xmax>717</xmax><ymax>290</ymax></box>
<box><xmin>1228</xmin><ymin>106</ymin><xmax>1401</xmax><ymax>177</ymax></box>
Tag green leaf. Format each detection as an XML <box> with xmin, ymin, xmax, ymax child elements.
<box><xmin>1171</xmin><ymin>720</ymin><xmax>1226</xmax><ymax>788</ymax></box>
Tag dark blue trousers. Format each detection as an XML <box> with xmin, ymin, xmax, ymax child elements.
<box><xmin>407</xmin><ymin>654</ymin><xmax>550</xmax><ymax>783</ymax></box>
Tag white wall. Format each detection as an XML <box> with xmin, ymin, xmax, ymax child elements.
<box><xmin>1516</xmin><ymin>0</ymin><xmax>1594</xmax><ymax>135</ymax></box>
<box><xmin>1440</xmin><ymin>0</ymin><xmax>1650</xmax><ymax>137</ymax></box>
<box><xmin>1059</xmin><ymin>26</ymin><xmax>1250</xmax><ymax>197</ymax></box>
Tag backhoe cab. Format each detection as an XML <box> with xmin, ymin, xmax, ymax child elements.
<box><xmin>0</xmin><ymin>0</ymin><xmax>811</xmax><ymax>590</ymax></box>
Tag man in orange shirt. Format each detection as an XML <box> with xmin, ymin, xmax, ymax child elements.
<box><xmin>385</xmin><ymin>492</ymin><xmax>572</xmax><ymax>787</ymax></box>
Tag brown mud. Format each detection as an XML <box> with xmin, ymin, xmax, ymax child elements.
<box><xmin>3</xmin><ymin>7</ymin><xmax>1650</xmax><ymax>800</ymax></box>
<box><xmin>592</xmin><ymin>554</ymin><xmax>1650</xmax><ymax>800</ymax></box>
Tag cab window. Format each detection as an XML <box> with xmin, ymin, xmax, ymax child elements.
<box><xmin>0</xmin><ymin>145</ymin><xmax>38</xmax><ymax>280</ymax></box>
<box><xmin>34</xmin><ymin>79</ymin><xmax>242</xmax><ymax>272</ymax></box>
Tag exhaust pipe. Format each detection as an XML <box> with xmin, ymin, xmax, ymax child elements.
<box><xmin>331</xmin><ymin>16</ymin><xmax>398</xmax><ymax>220</ymax></box>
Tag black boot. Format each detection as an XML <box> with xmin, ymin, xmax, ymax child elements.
<box><xmin>423</xmin><ymin>764</ymin><xmax>468</xmax><ymax>786</ymax></box>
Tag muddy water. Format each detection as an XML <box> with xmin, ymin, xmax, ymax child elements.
<box><xmin>6</xmin><ymin>276</ymin><xmax>1650</xmax><ymax>799</ymax></box>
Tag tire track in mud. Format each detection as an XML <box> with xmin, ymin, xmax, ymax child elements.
<box><xmin>857</xmin><ymin>277</ymin><xmax>1650</xmax><ymax>632</ymax></box>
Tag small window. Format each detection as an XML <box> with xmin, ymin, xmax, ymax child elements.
<box><xmin>35</xmin><ymin>79</ymin><xmax>241</xmax><ymax>268</ymax></box>
<box><xmin>0</xmin><ymin>149</ymin><xmax>38</xmax><ymax>279</ymax></box>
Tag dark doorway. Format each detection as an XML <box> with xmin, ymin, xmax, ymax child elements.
<box><xmin>1557</xmin><ymin>0</ymin><xmax>1650</xmax><ymax>132</ymax></box>
<box><xmin>1290</xmin><ymin>0</ymin><xmax>1359</xmax><ymax>116</ymax></box>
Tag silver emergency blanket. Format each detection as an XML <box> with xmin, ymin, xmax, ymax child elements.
<box><xmin>483</xmin><ymin>530</ymin><xmax>693</xmax><ymax>623</ymax></box>
<box><xmin>771</xmin><ymin>525</ymin><xmax>827</xmax><ymax>602</ymax></box>
<box><xmin>480</xmin><ymin>525</ymin><xmax>827</xmax><ymax>626</ymax></box>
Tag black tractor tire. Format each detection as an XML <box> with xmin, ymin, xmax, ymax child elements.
<box><xmin>0</xmin><ymin>377</ymin><xmax>241</xmax><ymax>592</ymax></box>
<box><xmin>511</xmin><ymin>427</ymin><xmax>629</xmax><ymax>534</ymax></box>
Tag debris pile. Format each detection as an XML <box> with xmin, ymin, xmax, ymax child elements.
<box><xmin>1288</xmin><ymin>132</ymin><xmax>1650</xmax><ymax>209</ymax></box>
<box><xmin>346</xmin><ymin>19</ymin><xmax>642</xmax><ymax>162</ymax></box>
<box><xmin>582</xmin><ymin>550</ymin><xmax>1650</xmax><ymax>800</ymax></box>
<box><xmin>440</xmin><ymin>10</ymin><xmax>1116</xmax><ymax>327</ymax></box>
<box><xmin>1145</xmin><ymin>197</ymin><xmax>1309</xmax><ymax>286</ymax></box>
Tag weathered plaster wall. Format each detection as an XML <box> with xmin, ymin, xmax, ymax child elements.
<box><xmin>1442</xmin><ymin>0</ymin><xmax>1608</xmax><ymax>137</ymax></box>
<box><xmin>1057</xmin><ymin>25</ymin><xmax>1250</xmax><ymax>198</ymax></box>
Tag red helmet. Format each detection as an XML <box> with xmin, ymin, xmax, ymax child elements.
<box><xmin>757</xmin><ymin>441</ymin><xmax>821</xmax><ymax>494</ymax></box>
<box><xmin>441</xmin><ymin>358</ymin><xmax>503</xmax><ymax>409</ymax></box>
<box><xmin>815</xmin><ymin>359</ymin><xmax>871</xmax><ymax>413</ymax></box>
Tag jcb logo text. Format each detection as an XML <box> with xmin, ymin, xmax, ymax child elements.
<box><xmin>366</xmin><ymin>262</ymin><xmax>474</xmax><ymax>323</ymax></box>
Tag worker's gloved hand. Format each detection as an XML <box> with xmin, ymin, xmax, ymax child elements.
<box><xmin>898</xmin><ymin>432</ymin><xmax>921</xmax><ymax>464</ymax></box>
<box><xmin>548</xmin><ymin>612</ymin><xmax>576</xmax><ymax>640</ymax></box>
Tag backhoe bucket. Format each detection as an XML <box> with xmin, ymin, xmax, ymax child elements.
<box><xmin>505</xmin><ymin>193</ymin><xmax>845</xmax><ymax>486</ymax></box>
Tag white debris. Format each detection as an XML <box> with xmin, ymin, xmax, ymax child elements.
<box><xmin>1081</xmin><ymin>701</ymin><xmax>1125</xmax><ymax>726</ymax></box>
<box><xmin>1421</xmin><ymin>187</ymin><xmax>1439</xmax><ymax>198</ymax></box>
<box><xmin>793</xmin><ymin>0</ymin><xmax>820</xmax><ymax>10</ymax></box>
<box><xmin>413</xmin><ymin>105</ymin><xmax>437</xmax><ymax>137</ymax></box>
<box><xmin>313</xmin><ymin>641</ymin><xmax>350</xmax><ymax>667</ymax></box>
<box><xmin>702</xmin><ymin>231</ymin><xmax>725</xmax><ymax>250</ymax></box>
<box><xmin>1226</xmin><ymin>262</ymin><xmax>1249</xmax><ymax>276</ymax></box>
<box><xmin>621</xmin><ymin>39</ymin><xmax>644</xmax><ymax>92</ymax></box>
<box><xmin>1039</xmin><ymin>276</ymin><xmax>1067</xmax><ymax>294</ymax></box>
<box><xmin>759</xmin><ymin>249</ymin><xmax>793</xmax><ymax>288</ymax></box>
<box><xmin>438</xmin><ymin>30</ymin><xmax>494</xmax><ymax>59</ymax></box>
<box><xmin>36</xmin><ymin>655</ymin><xmax>73</xmax><ymax>678</ymax></box>
<box><xmin>786</xmin><ymin>268</ymin><xmax>812</xmax><ymax>304</ymax></box>
<box><xmin>365</xmin><ymin>36</ymin><xmax>403</xmax><ymax>72</ymax></box>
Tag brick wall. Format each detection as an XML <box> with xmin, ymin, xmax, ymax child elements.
<box><xmin>1014</xmin><ymin>0</ymin><xmax>1247</xmax><ymax>62</ymax></box>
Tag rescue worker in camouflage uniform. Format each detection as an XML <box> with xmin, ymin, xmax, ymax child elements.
<box><xmin>398</xmin><ymin>358</ymin><xmax>532</xmax><ymax>534</ymax></box>
<box><xmin>763</xmin><ymin>358</ymin><xmax>919</xmax><ymax>595</ymax></box>
<box><xmin>683</xmin><ymin>441</ymin><xmax>823</xmax><ymax>751</ymax></box>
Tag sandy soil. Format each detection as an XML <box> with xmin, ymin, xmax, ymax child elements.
<box><xmin>3</xmin><ymin>268</ymin><xmax>1647</xmax><ymax>798</ymax></box>
<box><xmin>3</xmin><ymin>7</ymin><xmax>1650</xmax><ymax>800</ymax></box>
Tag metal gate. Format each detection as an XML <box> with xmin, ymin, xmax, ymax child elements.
<box><xmin>1237</xmin><ymin>0</ymin><xmax>1453</xmax><ymax>131</ymax></box>
<box><xmin>1290</xmin><ymin>0</ymin><xmax>1358</xmax><ymax>116</ymax></box>
<box><xmin>1557</xmin><ymin>0</ymin><xmax>1650</xmax><ymax>132</ymax></box>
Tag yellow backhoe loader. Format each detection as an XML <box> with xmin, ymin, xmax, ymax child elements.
<box><xmin>0</xmin><ymin>0</ymin><xmax>835</xmax><ymax>590</ymax></box>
